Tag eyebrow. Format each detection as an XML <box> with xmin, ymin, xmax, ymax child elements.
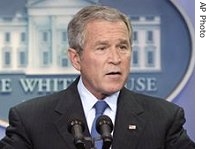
<box><xmin>94</xmin><ymin>40</ymin><xmax>109</xmax><ymax>46</ymax></box>
<box><xmin>118</xmin><ymin>39</ymin><xmax>129</xmax><ymax>45</ymax></box>
<box><xmin>95</xmin><ymin>39</ymin><xmax>130</xmax><ymax>46</ymax></box>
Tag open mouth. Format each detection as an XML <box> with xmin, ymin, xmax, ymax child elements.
<box><xmin>106</xmin><ymin>72</ymin><xmax>121</xmax><ymax>76</ymax></box>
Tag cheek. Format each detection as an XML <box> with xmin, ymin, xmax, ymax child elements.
<box><xmin>123</xmin><ymin>56</ymin><xmax>131</xmax><ymax>66</ymax></box>
<box><xmin>81</xmin><ymin>57</ymin><xmax>102</xmax><ymax>74</ymax></box>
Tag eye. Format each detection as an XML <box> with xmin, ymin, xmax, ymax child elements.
<box><xmin>120</xmin><ymin>45</ymin><xmax>127</xmax><ymax>50</ymax></box>
<box><xmin>95</xmin><ymin>45</ymin><xmax>108</xmax><ymax>54</ymax></box>
<box><xmin>119</xmin><ymin>44</ymin><xmax>129</xmax><ymax>52</ymax></box>
<box><xmin>97</xmin><ymin>46</ymin><xmax>106</xmax><ymax>51</ymax></box>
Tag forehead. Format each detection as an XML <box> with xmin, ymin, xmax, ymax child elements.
<box><xmin>85</xmin><ymin>20</ymin><xmax>129</xmax><ymax>38</ymax></box>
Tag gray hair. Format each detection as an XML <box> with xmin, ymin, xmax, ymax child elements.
<box><xmin>67</xmin><ymin>5</ymin><xmax>132</xmax><ymax>53</ymax></box>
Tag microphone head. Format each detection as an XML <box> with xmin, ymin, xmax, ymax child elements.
<box><xmin>96</xmin><ymin>115</ymin><xmax>113</xmax><ymax>149</ymax></box>
<box><xmin>67</xmin><ymin>119</ymin><xmax>85</xmax><ymax>133</ymax></box>
<box><xmin>67</xmin><ymin>119</ymin><xmax>85</xmax><ymax>149</ymax></box>
<box><xmin>96</xmin><ymin>115</ymin><xmax>113</xmax><ymax>135</ymax></box>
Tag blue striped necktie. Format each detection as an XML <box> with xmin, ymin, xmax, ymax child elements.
<box><xmin>91</xmin><ymin>100</ymin><xmax>108</xmax><ymax>149</ymax></box>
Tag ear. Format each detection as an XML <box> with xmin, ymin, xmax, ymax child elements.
<box><xmin>68</xmin><ymin>48</ymin><xmax>81</xmax><ymax>71</ymax></box>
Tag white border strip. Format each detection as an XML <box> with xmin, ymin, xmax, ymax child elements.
<box><xmin>195</xmin><ymin>0</ymin><xmax>209</xmax><ymax>148</ymax></box>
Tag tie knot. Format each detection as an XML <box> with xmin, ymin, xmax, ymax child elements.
<box><xmin>94</xmin><ymin>100</ymin><xmax>108</xmax><ymax>115</ymax></box>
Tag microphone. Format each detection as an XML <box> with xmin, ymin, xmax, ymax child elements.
<box><xmin>96</xmin><ymin>115</ymin><xmax>114</xmax><ymax>149</ymax></box>
<box><xmin>67</xmin><ymin>119</ymin><xmax>85</xmax><ymax>149</ymax></box>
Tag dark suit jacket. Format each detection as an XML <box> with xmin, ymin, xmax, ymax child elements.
<box><xmin>0</xmin><ymin>77</ymin><xmax>194</xmax><ymax>149</ymax></box>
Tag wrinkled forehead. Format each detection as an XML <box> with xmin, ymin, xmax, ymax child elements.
<box><xmin>84</xmin><ymin>20</ymin><xmax>130</xmax><ymax>43</ymax></box>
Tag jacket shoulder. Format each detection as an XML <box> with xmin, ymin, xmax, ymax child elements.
<box><xmin>123</xmin><ymin>88</ymin><xmax>181</xmax><ymax>114</ymax></box>
<box><xmin>10</xmin><ymin>89</ymin><xmax>71</xmax><ymax>122</ymax></box>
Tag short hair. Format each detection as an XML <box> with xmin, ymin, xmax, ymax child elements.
<box><xmin>67</xmin><ymin>5</ymin><xmax>132</xmax><ymax>53</ymax></box>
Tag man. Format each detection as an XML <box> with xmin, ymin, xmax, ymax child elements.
<box><xmin>0</xmin><ymin>5</ymin><xmax>194</xmax><ymax>149</ymax></box>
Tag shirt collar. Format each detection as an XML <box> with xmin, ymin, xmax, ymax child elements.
<box><xmin>77</xmin><ymin>77</ymin><xmax>119</xmax><ymax>112</ymax></box>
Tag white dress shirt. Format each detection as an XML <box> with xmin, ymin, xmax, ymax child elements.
<box><xmin>77</xmin><ymin>77</ymin><xmax>119</xmax><ymax>133</ymax></box>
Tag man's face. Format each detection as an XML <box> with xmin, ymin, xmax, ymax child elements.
<box><xmin>70</xmin><ymin>20</ymin><xmax>131</xmax><ymax>99</ymax></box>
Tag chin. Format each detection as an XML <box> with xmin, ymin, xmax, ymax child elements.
<box><xmin>105</xmin><ymin>85</ymin><xmax>123</xmax><ymax>94</ymax></box>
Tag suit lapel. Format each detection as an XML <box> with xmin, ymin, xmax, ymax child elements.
<box><xmin>54</xmin><ymin>78</ymin><xmax>91</xmax><ymax>149</ymax></box>
<box><xmin>112</xmin><ymin>88</ymin><xmax>146</xmax><ymax>149</ymax></box>
<box><xmin>53</xmin><ymin>79</ymin><xmax>147</xmax><ymax>149</ymax></box>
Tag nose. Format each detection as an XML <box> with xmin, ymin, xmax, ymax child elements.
<box><xmin>108</xmin><ymin>48</ymin><xmax>121</xmax><ymax>64</ymax></box>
